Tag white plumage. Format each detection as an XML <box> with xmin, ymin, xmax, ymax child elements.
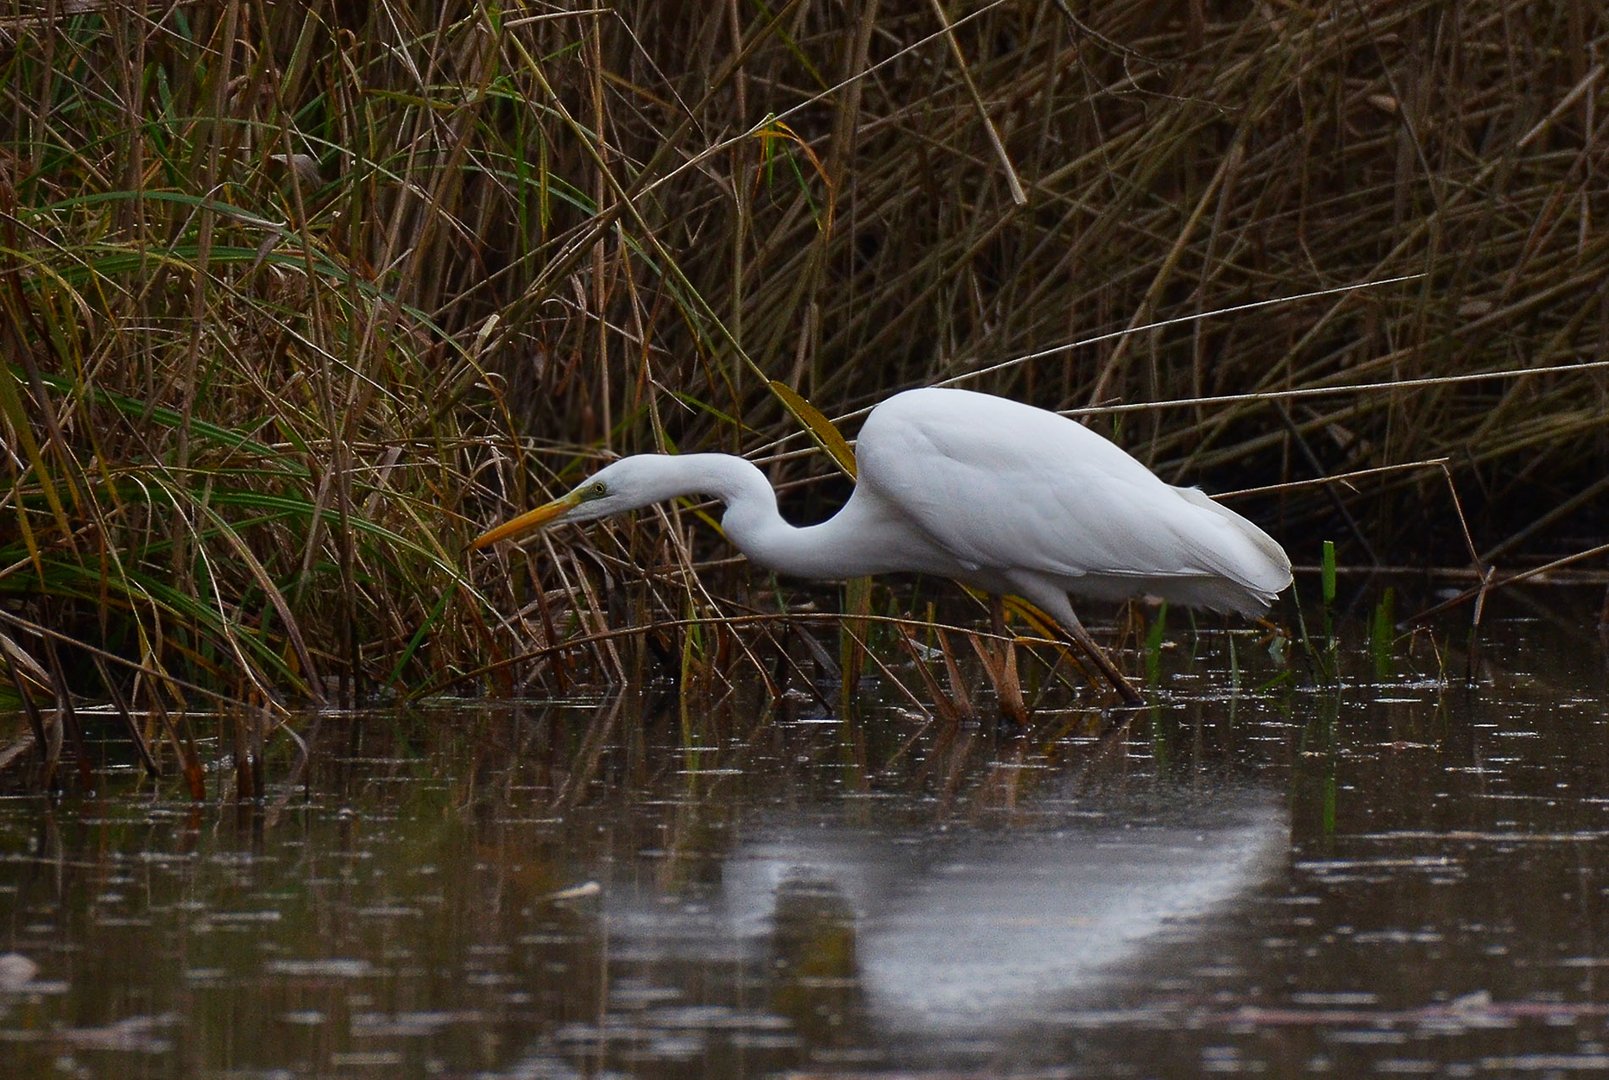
<box><xmin>850</xmin><ymin>389</ymin><xmax>1290</xmax><ymax>617</ymax></box>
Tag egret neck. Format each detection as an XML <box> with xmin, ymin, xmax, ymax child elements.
<box><xmin>610</xmin><ymin>453</ymin><xmax>950</xmax><ymax>582</ymax></box>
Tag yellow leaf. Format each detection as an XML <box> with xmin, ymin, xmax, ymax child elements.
<box><xmin>768</xmin><ymin>380</ymin><xmax>856</xmax><ymax>479</ymax></box>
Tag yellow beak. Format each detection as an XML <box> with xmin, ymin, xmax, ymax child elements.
<box><xmin>470</xmin><ymin>492</ymin><xmax>581</xmax><ymax>550</ymax></box>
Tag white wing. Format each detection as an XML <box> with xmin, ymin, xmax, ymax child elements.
<box><xmin>854</xmin><ymin>388</ymin><xmax>1291</xmax><ymax>613</ymax></box>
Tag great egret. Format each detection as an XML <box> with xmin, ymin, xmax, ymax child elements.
<box><xmin>473</xmin><ymin>387</ymin><xmax>1292</xmax><ymax>703</ymax></box>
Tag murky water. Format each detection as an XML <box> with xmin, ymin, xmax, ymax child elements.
<box><xmin>2</xmin><ymin>589</ymin><xmax>1607</xmax><ymax>1077</ymax></box>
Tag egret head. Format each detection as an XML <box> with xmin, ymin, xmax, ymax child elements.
<box><xmin>471</xmin><ymin>458</ymin><xmax>646</xmax><ymax>550</ymax></box>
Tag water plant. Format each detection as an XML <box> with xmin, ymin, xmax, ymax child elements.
<box><xmin>1370</xmin><ymin>588</ymin><xmax>1398</xmax><ymax>683</ymax></box>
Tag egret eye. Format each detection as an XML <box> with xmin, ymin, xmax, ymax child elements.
<box><xmin>589</xmin><ymin>482</ymin><xmax>607</xmax><ymax>498</ymax></box>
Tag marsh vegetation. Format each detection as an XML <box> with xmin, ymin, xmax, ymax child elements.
<box><xmin>1</xmin><ymin>2</ymin><xmax>1606</xmax><ymax>779</ymax></box>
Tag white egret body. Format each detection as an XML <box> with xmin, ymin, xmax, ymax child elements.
<box><xmin>474</xmin><ymin>388</ymin><xmax>1292</xmax><ymax>701</ymax></box>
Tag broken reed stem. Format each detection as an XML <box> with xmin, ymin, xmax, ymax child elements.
<box><xmin>1216</xmin><ymin>458</ymin><xmax>1452</xmax><ymax>500</ymax></box>
<box><xmin>1408</xmin><ymin>541</ymin><xmax>1609</xmax><ymax>626</ymax></box>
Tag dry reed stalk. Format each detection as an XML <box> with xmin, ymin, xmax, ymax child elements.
<box><xmin>0</xmin><ymin>0</ymin><xmax>1603</xmax><ymax>736</ymax></box>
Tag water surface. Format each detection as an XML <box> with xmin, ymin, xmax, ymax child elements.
<box><xmin>2</xmin><ymin>591</ymin><xmax>1607</xmax><ymax>1077</ymax></box>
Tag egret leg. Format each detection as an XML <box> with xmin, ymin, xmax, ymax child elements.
<box><xmin>1005</xmin><ymin>574</ymin><xmax>1144</xmax><ymax>705</ymax></box>
<box><xmin>1057</xmin><ymin>606</ymin><xmax>1144</xmax><ymax>705</ymax></box>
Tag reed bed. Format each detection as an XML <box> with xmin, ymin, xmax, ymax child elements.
<box><xmin>1</xmin><ymin>1</ymin><xmax>1605</xmax><ymax>760</ymax></box>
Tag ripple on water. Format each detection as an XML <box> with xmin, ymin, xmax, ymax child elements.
<box><xmin>0</xmin><ymin>606</ymin><xmax>1607</xmax><ymax>1077</ymax></box>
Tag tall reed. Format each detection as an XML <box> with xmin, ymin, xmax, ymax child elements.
<box><xmin>1</xmin><ymin>1</ymin><xmax>1604</xmax><ymax>725</ymax></box>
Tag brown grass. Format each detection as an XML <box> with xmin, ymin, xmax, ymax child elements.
<box><xmin>0</xmin><ymin>1</ymin><xmax>1605</xmax><ymax>744</ymax></box>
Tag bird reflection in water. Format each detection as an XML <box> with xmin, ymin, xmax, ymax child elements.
<box><xmin>605</xmin><ymin>785</ymin><xmax>1288</xmax><ymax>1053</ymax></box>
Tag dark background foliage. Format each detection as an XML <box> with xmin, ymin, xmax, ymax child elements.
<box><xmin>1</xmin><ymin>0</ymin><xmax>1605</xmax><ymax>708</ymax></box>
